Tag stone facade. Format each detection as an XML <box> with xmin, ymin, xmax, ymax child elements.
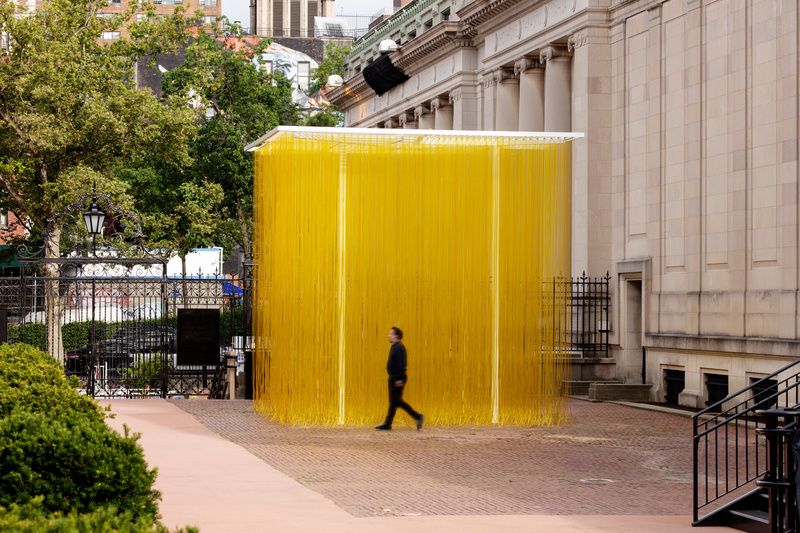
<box><xmin>330</xmin><ymin>0</ymin><xmax>800</xmax><ymax>408</ymax></box>
<box><xmin>250</xmin><ymin>0</ymin><xmax>334</xmax><ymax>38</ymax></box>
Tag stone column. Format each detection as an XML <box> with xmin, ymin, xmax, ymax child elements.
<box><xmin>300</xmin><ymin>0</ymin><xmax>308</xmax><ymax>38</ymax></box>
<box><xmin>282</xmin><ymin>0</ymin><xmax>291</xmax><ymax>37</ymax></box>
<box><xmin>540</xmin><ymin>45</ymin><xmax>572</xmax><ymax>132</ymax></box>
<box><xmin>431</xmin><ymin>97</ymin><xmax>453</xmax><ymax>130</ymax></box>
<box><xmin>480</xmin><ymin>73</ymin><xmax>497</xmax><ymax>130</ymax></box>
<box><xmin>415</xmin><ymin>105</ymin><xmax>435</xmax><ymax>129</ymax></box>
<box><xmin>515</xmin><ymin>58</ymin><xmax>545</xmax><ymax>131</ymax></box>
<box><xmin>495</xmin><ymin>68</ymin><xmax>519</xmax><ymax>131</ymax></box>
<box><xmin>450</xmin><ymin>86</ymin><xmax>479</xmax><ymax>130</ymax></box>
<box><xmin>384</xmin><ymin>117</ymin><xmax>398</xmax><ymax>129</ymax></box>
<box><xmin>399</xmin><ymin>112</ymin><xmax>417</xmax><ymax>129</ymax></box>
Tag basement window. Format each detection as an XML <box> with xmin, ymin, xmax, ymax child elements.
<box><xmin>750</xmin><ymin>377</ymin><xmax>778</xmax><ymax>410</ymax></box>
<box><xmin>705</xmin><ymin>373</ymin><xmax>729</xmax><ymax>411</ymax></box>
<box><xmin>663</xmin><ymin>369</ymin><xmax>685</xmax><ymax>405</ymax></box>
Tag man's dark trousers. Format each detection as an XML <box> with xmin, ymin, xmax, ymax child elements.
<box><xmin>384</xmin><ymin>380</ymin><xmax>421</xmax><ymax>426</ymax></box>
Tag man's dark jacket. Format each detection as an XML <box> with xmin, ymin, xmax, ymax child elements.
<box><xmin>387</xmin><ymin>342</ymin><xmax>408</xmax><ymax>381</ymax></box>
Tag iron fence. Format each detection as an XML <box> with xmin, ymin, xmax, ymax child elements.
<box><xmin>548</xmin><ymin>272</ymin><xmax>611</xmax><ymax>359</ymax></box>
<box><xmin>1</xmin><ymin>261</ymin><xmax>252</xmax><ymax>398</ymax></box>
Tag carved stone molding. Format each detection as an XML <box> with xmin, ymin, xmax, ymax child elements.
<box><xmin>398</xmin><ymin>112</ymin><xmax>414</xmax><ymax>126</ymax></box>
<box><xmin>493</xmin><ymin>67</ymin><xmax>516</xmax><ymax>84</ymax></box>
<box><xmin>567</xmin><ymin>30</ymin><xmax>588</xmax><ymax>52</ymax></box>
<box><xmin>414</xmin><ymin>105</ymin><xmax>429</xmax><ymax>120</ymax></box>
<box><xmin>430</xmin><ymin>97</ymin><xmax>449</xmax><ymax>111</ymax></box>
<box><xmin>449</xmin><ymin>88</ymin><xmax>463</xmax><ymax>103</ymax></box>
<box><xmin>514</xmin><ymin>57</ymin><xmax>542</xmax><ymax>77</ymax></box>
<box><xmin>539</xmin><ymin>45</ymin><xmax>569</xmax><ymax>63</ymax></box>
<box><xmin>384</xmin><ymin>118</ymin><xmax>398</xmax><ymax>129</ymax></box>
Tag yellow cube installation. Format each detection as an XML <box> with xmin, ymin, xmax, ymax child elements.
<box><xmin>247</xmin><ymin>126</ymin><xmax>581</xmax><ymax>427</ymax></box>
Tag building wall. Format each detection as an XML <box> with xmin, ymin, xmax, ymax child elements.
<box><xmin>0</xmin><ymin>211</ymin><xmax>27</xmax><ymax>245</ymax></box>
<box><xmin>251</xmin><ymin>0</ymin><xmax>334</xmax><ymax>38</ymax></box>
<box><xmin>331</xmin><ymin>0</ymin><xmax>800</xmax><ymax>407</ymax></box>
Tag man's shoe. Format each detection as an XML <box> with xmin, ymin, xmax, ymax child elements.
<box><xmin>416</xmin><ymin>415</ymin><xmax>424</xmax><ymax>431</ymax></box>
<box><xmin>375</xmin><ymin>424</ymin><xmax>391</xmax><ymax>431</ymax></box>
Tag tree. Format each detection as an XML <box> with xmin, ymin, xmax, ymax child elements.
<box><xmin>156</xmin><ymin>27</ymin><xmax>299</xmax><ymax>258</ymax></box>
<box><xmin>309</xmin><ymin>43</ymin><xmax>350</xmax><ymax>93</ymax></box>
<box><xmin>0</xmin><ymin>0</ymin><xmax>198</xmax><ymax>360</ymax></box>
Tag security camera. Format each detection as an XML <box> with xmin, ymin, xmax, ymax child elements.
<box><xmin>379</xmin><ymin>39</ymin><xmax>399</xmax><ymax>54</ymax></box>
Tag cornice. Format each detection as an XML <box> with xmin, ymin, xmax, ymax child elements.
<box><xmin>456</xmin><ymin>0</ymin><xmax>526</xmax><ymax>38</ymax></box>
<box><xmin>392</xmin><ymin>22</ymin><xmax>471</xmax><ymax>71</ymax></box>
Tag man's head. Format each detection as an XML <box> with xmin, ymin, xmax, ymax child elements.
<box><xmin>388</xmin><ymin>326</ymin><xmax>403</xmax><ymax>344</ymax></box>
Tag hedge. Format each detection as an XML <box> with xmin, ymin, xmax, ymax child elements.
<box><xmin>0</xmin><ymin>500</ymin><xmax>198</xmax><ymax>533</ymax></box>
<box><xmin>8</xmin><ymin>305</ymin><xmax>243</xmax><ymax>354</ymax></box>
<box><xmin>0</xmin><ymin>343</ymin><xmax>195</xmax><ymax>531</ymax></box>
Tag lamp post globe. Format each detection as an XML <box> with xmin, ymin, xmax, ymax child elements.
<box><xmin>82</xmin><ymin>198</ymin><xmax>106</xmax><ymax>236</ymax></box>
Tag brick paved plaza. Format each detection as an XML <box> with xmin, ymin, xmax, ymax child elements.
<box><xmin>170</xmin><ymin>399</ymin><xmax>695</xmax><ymax>518</ymax></box>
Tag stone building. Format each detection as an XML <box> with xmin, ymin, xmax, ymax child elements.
<box><xmin>250</xmin><ymin>0</ymin><xmax>335</xmax><ymax>38</ymax></box>
<box><xmin>329</xmin><ymin>0</ymin><xmax>800</xmax><ymax>407</ymax></box>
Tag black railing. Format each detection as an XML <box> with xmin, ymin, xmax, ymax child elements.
<box><xmin>549</xmin><ymin>272</ymin><xmax>611</xmax><ymax>359</ymax></box>
<box><xmin>692</xmin><ymin>359</ymin><xmax>800</xmax><ymax>524</ymax></box>
<box><xmin>2</xmin><ymin>262</ymin><xmax>253</xmax><ymax>399</ymax></box>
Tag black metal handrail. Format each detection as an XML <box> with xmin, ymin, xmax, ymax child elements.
<box><xmin>692</xmin><ymin>359</ymin><xmax>800</xmax><ymax>524</ymax></box>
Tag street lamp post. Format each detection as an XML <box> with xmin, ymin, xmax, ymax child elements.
<box><xmin>82</xmin><ymin>181</ymin><xmax>106</xmax><ymax>256</ymax></box>
<box><xmin>81</xmin><ymin>180</ymin><xmax>105</xmax><ymax>395</ymax></box>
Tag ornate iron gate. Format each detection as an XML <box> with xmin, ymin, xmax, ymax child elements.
<box><xmin>5</xmin><ymin>258</ymin><xmax>250</xmax><ymax>398</ymax></box>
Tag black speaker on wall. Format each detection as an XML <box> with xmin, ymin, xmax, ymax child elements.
<box><xmin>362</xmin><ymin>55</ymin><xmax>410</xmax><ymax>96</ymax></box>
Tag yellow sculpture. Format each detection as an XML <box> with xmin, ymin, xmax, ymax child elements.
<box><xmin>248</xmin><ymin>127</ymin><xmax>579</xmax><ymax>427</ymax></box>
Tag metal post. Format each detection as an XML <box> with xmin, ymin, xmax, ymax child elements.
<box><xmin>90</xmin><ymin>276</ymin><xmax>97</xmax><ymax>396</ymax></box>
<box><xmin>226</xmin><ymin>352</ymin><xmax>237</xmax><ymax>400</ymax></box>
<box><xmin>0</xmin><ymin>307</ymin><xmax>7</xmax><ymax>343</ymax></box>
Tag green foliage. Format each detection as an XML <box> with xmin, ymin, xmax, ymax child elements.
<box><xmin>0</xmin><ymin>344</ymin><xmax>101</xmax><ymax>420</ymax></box>
<box><xmin>139</xmin><ymin>28</ymin><xmax>300</xmax><ymax>258</ymax></box>
<box><xmin>0</xmin><ymin>409</ymin><xmax>159</xmax><ymax>519</ymax></box>
<box><xmin>309</xmin><ymin>43</ymin><xmax>351</xmax><ymax>93</ymax></box>
<box><xmin>7</xmin><ymin>323</ymin><xmax>46</xmax><ymax>351</ymax></box>
<box><xmin>0</xmin><ymin>0</ymin><xmax>197</xmax><ymax>248</ymax></box>
<box><xmin>219</xmin><ymin>304</ymin><xmax>243</xmax><ymax>346</ymax></box>
<box><xmin>0</xmin><ymin>499</ymin><xmax>198</xmax><ymax>533</ymax></box>
<box><xmin>0</xmin><ymin>344</ymin><xmax>162</xmax><ymax>524</ymax></box>
<box><xmin>122</xmin><ymin>356</ymin><xmax>173</xmax><ymax>390</ymax></box>
<box><xmin>301</xmin><ymin>108</ymin><xmax>343</xmax><ymax>128</ymax></box>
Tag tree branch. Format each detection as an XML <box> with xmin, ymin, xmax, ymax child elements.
<box><xmin>0</xmin><ymin>171</ymin><xmax>42</xmax><ymax>230</ymax></box>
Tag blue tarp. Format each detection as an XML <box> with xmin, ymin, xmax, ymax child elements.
<box><xmin>222</xmin><ymin>281</ymin><xmax>244</xmax><ymax>295</ymax></box>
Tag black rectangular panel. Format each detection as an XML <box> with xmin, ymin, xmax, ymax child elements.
<box><xmin>177</xmin><ymin>309</ymin><xmax>220</xmax><ymax>366</ymax></box>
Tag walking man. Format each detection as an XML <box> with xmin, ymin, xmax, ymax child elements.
<box><xmin>375</xmin><ymin>327</ymin><xmax>424</xmax><ymax>431</ymax></box>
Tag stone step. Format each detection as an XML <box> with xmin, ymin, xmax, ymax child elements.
<box><xmin>563</xmin><ymin>380</ymin><xmax>622</xmax><ymax>396</ymax></box>
<box><xmin>588</xmin><ymin>383</ymin><xmax>653</xmax><ymax>402</ymax></box>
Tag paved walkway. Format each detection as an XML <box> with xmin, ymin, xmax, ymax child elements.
<box><xmin>103</xmin><ymin>399</ymin><xmax>732</xmax><ymax>532</ymax></box>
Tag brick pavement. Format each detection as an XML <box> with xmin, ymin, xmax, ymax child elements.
<box><xmin>170</xmin><ymin>399</ymin><xmax>700</xmax><ymax>518</ymax></box>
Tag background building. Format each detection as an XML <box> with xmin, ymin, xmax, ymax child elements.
<box><xmin>249</xmin><ymin>0</ymin><xmax>335</xmax><ymax>38</ymax></box>
<box><xmin>96</xmin><ymin>0</ymin><xmax>222</xmax><ymax>41</ymax></box>
<box><xmin>329</xmin><ymin>0</ymin><xmax>800</xmax><ymax>408</ymax></box>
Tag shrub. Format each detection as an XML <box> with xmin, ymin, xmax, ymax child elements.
<box><xmin>7</xmin><ymin>323</ymin><xmax>46</xmax><ymax>351</ymax></box>
<box><xmin>0</xmin><ymin>499</ymin><xmax>198</xmax><ymax>533</ymax></box>
<box><xmin>122</xmin><ymin>356</ymin><xmax>172</xmax><ymax>390</ymax></box>
<box><xmin>0</xmin><ymin>344</ymin><xmax>160</xmax><ymax>522</ymax></box>
<box><xmin>0</xmin><ymin>344</ymin><xmax>101</xmax><ymax>421</ymax></box>
<box><xmin>0</xmin><ymin>410</ymin><xmax>160</xmax><ymax>520</ymax></box>
<box><xmin>219</xmin><ymin>304</ymin><xmax>243</xmax><ymax>346</ymax></box>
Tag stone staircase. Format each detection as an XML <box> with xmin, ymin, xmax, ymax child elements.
<box><xmin>564</xmin><ymin>351</ymin><xmax>653</xmax><ymax>402</ymax></box>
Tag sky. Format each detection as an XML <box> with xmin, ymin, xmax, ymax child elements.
<box><xmin>222</xmin><ymin>0</ymin><xmax>392</xmax><ymax>29</ymax></box>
